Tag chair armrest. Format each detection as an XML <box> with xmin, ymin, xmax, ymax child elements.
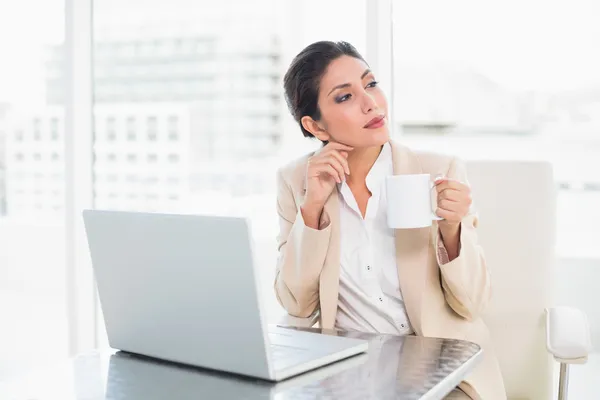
<box><xmin>545</xmin><ymin>306</ymin><xmax>592</xmax><ymax>363</ymax></box>
<box><xmin>276</xmin><ymin>310</ymin><xmax>320</xmax><ymax>328</ymax></box>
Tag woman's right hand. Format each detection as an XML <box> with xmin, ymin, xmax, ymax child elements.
<box><xmin>301</xmin><ymin>142</ymin><xmax>353</xmax><ymax>227</ymax></box>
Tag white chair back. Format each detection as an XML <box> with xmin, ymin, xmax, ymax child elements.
<box><xmin>466</xmin><ymin>160</ymin><xmax>557</xmax><ymax>399</ymax></box>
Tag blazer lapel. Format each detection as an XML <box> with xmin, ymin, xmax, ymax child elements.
<box><xmin>300</xmin><ymin>171</ymin><xmax>341</xmax><ymax>330</ymax></box>
<box><xmin>318</xmin><ymin>188</ymin><xmax>341</xmax><ymax>329</ymax></box>
<box><xmin>390</xmin><ymin>140</ymin><xmax>430</xmax><ymax>335</ymax></box>
<box><xmin>300</xmin><ymin>142</ymin><xmax>430</xmax><ymax>332</ymax></box>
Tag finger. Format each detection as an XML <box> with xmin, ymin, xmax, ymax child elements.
<box><xmin>436</xmin><ymin>185</ymin><xmax>470</xmax><ymax>202</ymax></box>
<box><xmin>435</xmin><ymin>178</ymin><xmax>465</xmax><ymax>191</ymax></box>
<box><xmin>439</xmin><ymin>189</ymin><xmax>473</xmax><ymax>209</ymax></box>
<box><xmin>309</xmin><ymin>154</ymin><xmax>341</xmax><ymax>176</ymax></box>
<box><xmin>435</xmin><ymin>207</ymin><xmax>457</xmax><ymax>221</ymax></box>
<box><xmin>438</xmin><ymin>199</ymin><xmax>471</xmax><ymax>220</ymax></box>
<box><xmin>314</xmin><ymin>164</ymin><xmax>341</xmax><ymax>184</ymax></box>
<box><xmin>438</xmin><ymin>199</ymin><xmax>463</xmax><ymax>213</ymax></box>
<box><xmin>326</xmin><ymin>142</ymin><xmax>354</xmax><ymax>152</ymax></box>
<box><xmin>435</xmin><ymin>179</ymin><xmax>468</xmax><ymax>192</ymax></box>
<box><xmin>326</xmin><ymin>150</ymin><xmax>350</xmax><ymax>175</ymax></box>
<box><xmin>318</xmin><ymin>157</ymin><xmax>345</xmax><ymax>183</ymax></box>
<box><xmin>437</xmin><ymin>188</ymin><xmax>463</xmax><ymax>202</ymax></box>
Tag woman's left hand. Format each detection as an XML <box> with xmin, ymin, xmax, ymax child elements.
<box><xmin>434</xmin><ymin>177</ymin><xmax>472</xmax><ymax>227</ymax></box>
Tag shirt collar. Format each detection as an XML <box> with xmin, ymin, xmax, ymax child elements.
<box><xmin>365</xmin><ymin>142</ymin><xmax>392</xmax><ymax>192</ymax></box>
<box><xmin>337</xmin><ymin>142</ymin><xmax>392</xmax><ymax>193</ymax></box>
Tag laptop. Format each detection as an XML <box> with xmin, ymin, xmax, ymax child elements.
<box><xmin>82</xmin><ymin>210</ymin><xmax>368</xmax><ymax>381</ymax></box>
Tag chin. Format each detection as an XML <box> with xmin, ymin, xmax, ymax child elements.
<box><xmin>339</xmin><ymin>128</ymin><xmax>390</xmax><ymax>148</ymax></box>
<box><xmin>362</xmin><ymin>128</ymin><xmax>390</xmax><ymax>147</ymax></box>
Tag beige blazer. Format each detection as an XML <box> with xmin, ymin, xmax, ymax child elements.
<box><xmin>274</xmin><ymin>140</ymin><xmax>506</xmax><ymax>399</ymax></box>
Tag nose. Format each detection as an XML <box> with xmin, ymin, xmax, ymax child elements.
<box><xmin>360</xmin><ymin>91</ymin><xmax>378</xmax><ymax>114</ymax></box>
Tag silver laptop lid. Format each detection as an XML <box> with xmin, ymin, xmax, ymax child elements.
<box><xmin>83</xmin><ymin>210</ymin><xmax>272</xmax><ymax>378</ymax></box>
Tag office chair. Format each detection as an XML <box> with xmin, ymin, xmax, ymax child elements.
<box><xmin>277</xmin><ymin>160</ymin><xmax>592</xmax><ymax>399</ymax></box>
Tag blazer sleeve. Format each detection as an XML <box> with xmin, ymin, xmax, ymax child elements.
<box><xmin>435</xmin><ymin>157</ymin><xmax>492</xmax><ymax>321</ymax></box>
<box><xmin>273</xmin><ymin>168</ymin><xmax>331</xmax><ymax>318</ymax></box>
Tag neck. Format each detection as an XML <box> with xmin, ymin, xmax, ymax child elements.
<box><xmin>346</xmin><ymin>144</ymin><xmax>384</xmax><ymax>186</ymax></box>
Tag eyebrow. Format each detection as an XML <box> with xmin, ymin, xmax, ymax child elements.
<box><xmin>327</xmin><ymin>69</ymin><xmax>373</xmax><ymax>96</ymax></box>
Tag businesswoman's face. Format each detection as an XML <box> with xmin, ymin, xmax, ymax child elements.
<box><xmin>300</xmin><ymin>55</ymin><xmax>390</xmax><ymax>149</ymax></box>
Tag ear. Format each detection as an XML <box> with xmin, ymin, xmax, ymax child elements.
<box><xmin>301</xmin><ymin>116</ymin><xmax>330</xmax><ymax>142</ymax></box>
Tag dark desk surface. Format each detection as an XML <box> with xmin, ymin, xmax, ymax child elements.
<box><xmin>0</xmin><ymin>327</ymin><xmax>481</xmax><ymax>400</ymax></box>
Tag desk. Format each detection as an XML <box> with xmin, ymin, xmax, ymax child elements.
<box><xmin>0</xmin><ymin>328</ymin><xmax>481</xmax><ymax>399</ymax></box>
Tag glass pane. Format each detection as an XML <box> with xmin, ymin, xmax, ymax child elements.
<box><xmin>0</xmin><ymin>0</ymin><xmax>68</xmax><ymax>377</ymax></box>
<box><xmin>92</xmin><ymin>0</ymin><xmax>367</xmax><ymax>346</ymax></box>
<box><xmin>392</xmin><ymin>0</ymin><xmax>600</xmax><ymax>258</ymax></box>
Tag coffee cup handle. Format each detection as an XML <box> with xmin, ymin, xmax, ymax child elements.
<box><xmin>430</xmin><ymin>179</ymin><xmax>445</xmax><ymax>221</ymax></box>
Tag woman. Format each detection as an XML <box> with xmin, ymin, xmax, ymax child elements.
<box><xmin>274</xmin><ymin>41</ymin><xmax>506</xmax><ymax>399</ymax></box>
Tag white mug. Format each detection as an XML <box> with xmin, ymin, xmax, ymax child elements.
<box><xmin>385</xmin><ymin>174</ymin><xmax>443</xmax><ymax>229</ymax></box>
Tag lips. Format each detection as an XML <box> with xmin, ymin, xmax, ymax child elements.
<box><xmin>364</xmin><ymin>115</ymin><xmax>385</xmax><ymax>129</ymax></box>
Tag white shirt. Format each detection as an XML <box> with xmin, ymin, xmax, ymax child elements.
<box><xmin>335</xmin><ymin>143</ymin><xmax>414</xmax><ymax>335</ymax></box>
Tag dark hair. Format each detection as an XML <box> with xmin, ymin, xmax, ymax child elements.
<box><xmin>283</xmin><ymin>41</ymin><xmax>367</xmax><ymax>141</ymax></box>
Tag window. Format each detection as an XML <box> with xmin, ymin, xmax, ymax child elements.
<box><xmin>0</xmin><ymin>0</ymin><xmax>68</xmax><ymax>374</ymax></box>
<box><xmin>106</xmin><ymin>117</ymin><xmax>116</xmax><ymax>140</ymax></box>
<box><xmin>126</xmin><ymin>116</ymin><xmax>136</xmax><ymax>139</ymax></box>
<box><xmin>50</xmin><ymin>117</ymin><xmax>59</xmax><ymax>140</ymax></box>
<box><xmin>33</xmin><ymin>119</ymin><xmax>42</xmax><ymax>140</ymax></box>
<box><xmin>126</xmin><ymin>153</ymin><xmax>137</xmax><ymax>163</ymax></box>
<box><xmin>146</xmin><ymin>116</ymin><xmax>158</xmax><ymax>141</ymax></box>
<box><xmin>92</xmin><ymin>0</ymin><xmax>369</xmax><ymax>347</ymax></box>
<box><xmin>167</xmin><ymin>115</ymin><xmax>179</xmax><ymax>141</ymax></box>
<box><xmin>392</xmin><ymin>1</ymin><xmax>599</xmax><ymax>258</ymax></box>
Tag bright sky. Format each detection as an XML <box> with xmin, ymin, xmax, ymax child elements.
<box><xmin>0</xmin><ymin>0</ymin><xmax>63</xmax><ymax>106</ymax></box>
<box><xmin>393</xmin><ymin>0</ymin><xmax>600</xmax><ymax>92</ymax></box>
<box><xmin>0</xmin><ymin>0</ymin><xmax>599</xmax><ymax>106</ymax></box>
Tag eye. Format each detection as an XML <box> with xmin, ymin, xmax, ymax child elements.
<box><xmin>366</xmin><ymin>80</ymin><xmax>379</xmax><ymax>88</ymax></box>
<box><xmin>336</xmin><ymin>94</ymin><xmax>352</xmax><ymax>103</ymax></box>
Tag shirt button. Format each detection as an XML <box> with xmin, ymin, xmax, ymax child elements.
<box><xmin>378</xmin><ymin>297</ymin><xmax>383</xmax><ymax>302</ymax></box>
<box><xmin>366</xmin><ymin>265</ymin><xmax>371</xmax><ymax>271</ymax></box>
